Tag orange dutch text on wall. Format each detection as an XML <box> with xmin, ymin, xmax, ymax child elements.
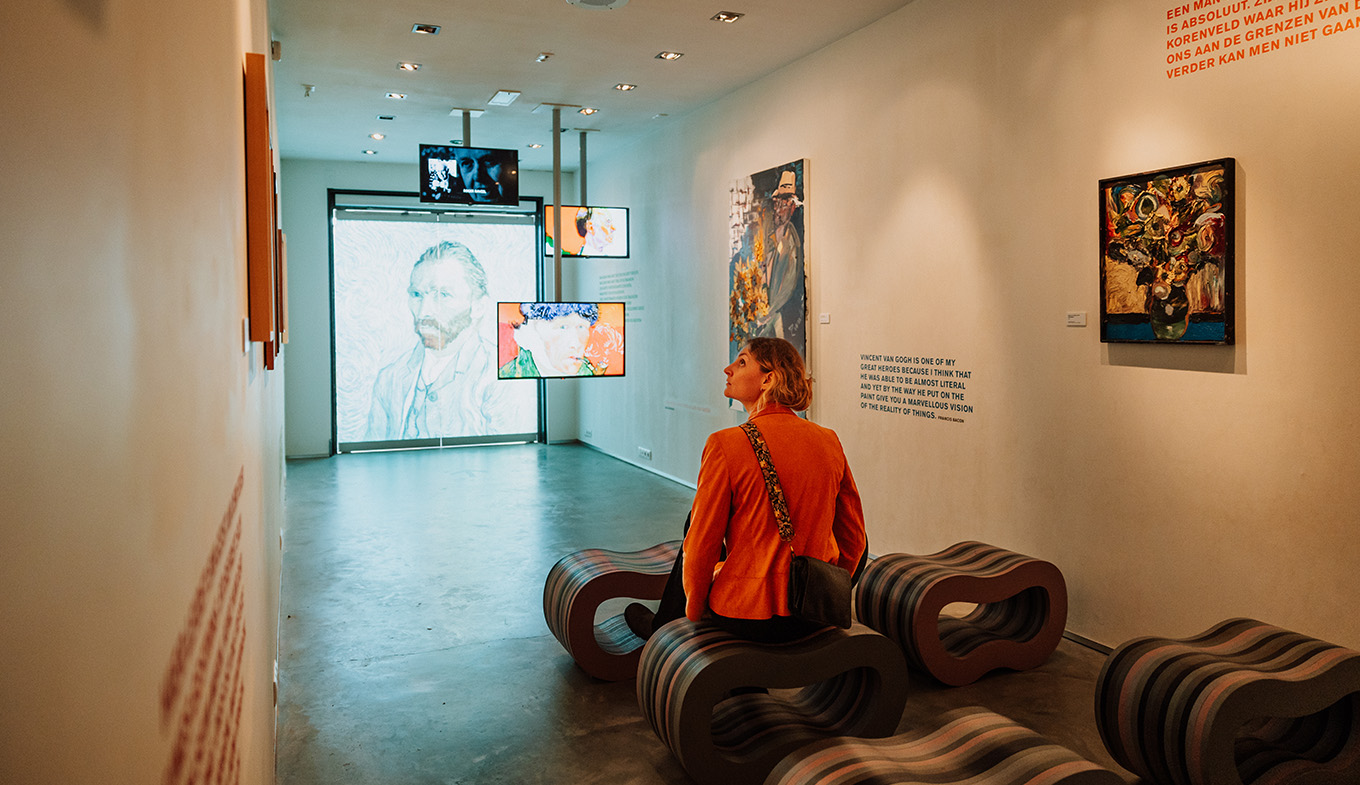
<box><xmin>159</xmin><ymin>469</ymin><xmax>247</xmax><ymax>785</ymax></box>
<box><xmin>1163</xmin><ymin>0</ymin><xmax>1356</xmax><ymax>78</ymax></box>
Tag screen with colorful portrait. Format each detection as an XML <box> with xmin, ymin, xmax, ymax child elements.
<box><xmin>496</xmin><ymin>302</ymin><xmax>626</xmax><ymax>379</ymax></box>
<box><xmin>543</xmin><ymin>205</ymin><xmax>630</xmax><ymax>258</ymax></box>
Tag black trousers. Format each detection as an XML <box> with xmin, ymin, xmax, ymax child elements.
<box><xmin>651</xmin><ymin>513</ymin><xmax>867</xmax><ymax>645</ymax></box>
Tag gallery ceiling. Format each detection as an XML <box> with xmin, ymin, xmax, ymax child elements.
<box><xmin>268</xmin><ymin>0</ymin><xmax>917</xmax><ymax>171</ymax></box>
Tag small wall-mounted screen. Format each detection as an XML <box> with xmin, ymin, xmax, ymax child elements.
<box><xmin>419</xmin><ymin>145</ymin><xmax>520</xmax><ymax>206</ymax></box>
<box><xmin>497</xmin><ymin>302</ymin><xmax>626</xmax><ymax>379</ymax></box>
<box><xmin>543</xmin><ymin>205</ymin><xmax>630</xmax><ymax>258</ymax></box>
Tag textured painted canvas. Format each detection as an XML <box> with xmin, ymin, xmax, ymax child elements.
<box><xmin>1100</xmin><ymin>158</ymin><xmax>1235</xmax><ymax>344</ymax></box>
<box><xmin>729</xmin><ymin>159</ymin><xmax>807</xmax><ymax>361</ymax></box>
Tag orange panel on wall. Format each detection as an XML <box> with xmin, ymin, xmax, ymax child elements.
<box><xmin>244</xmin><ymin>52</ymin><xmax>275</xmax><ymax>345</ymax></box>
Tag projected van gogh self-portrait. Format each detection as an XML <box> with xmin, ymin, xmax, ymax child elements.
<box><xmin>332</xmin><ymin>217</ymin><xmax>538</xmax><ymax>448</ymax></box>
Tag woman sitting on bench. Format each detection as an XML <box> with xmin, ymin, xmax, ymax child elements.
<box><xmin>627</xmin><ymin>337</ymin><xmax>868</xmax><ymax>645</ymax></box>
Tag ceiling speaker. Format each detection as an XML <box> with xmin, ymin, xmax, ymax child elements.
<box><xmin>565</xmin><ymin>0</ymin><xmax>629</xmax><ymax>9</ymax></box>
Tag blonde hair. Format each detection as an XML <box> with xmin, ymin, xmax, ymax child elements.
<box><xmin>744</xmin><ymin>337</ymin><xmax>813</xmax><ymax>411</ymax></box>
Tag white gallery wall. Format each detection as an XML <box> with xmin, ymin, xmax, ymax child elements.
<box><xmin>573</xmin><ymin>0</ymin><xmax>1360</xmax><ymax>649</ymax></box>
<box><xmin>0</xmin><ymin>0</ymin><xmax>285</xmax><ymax>783</ymax></box>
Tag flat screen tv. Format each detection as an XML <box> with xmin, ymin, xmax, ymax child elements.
<box><xmin>419</xmin><ymin>144</ymin><xmax>520</xmax><ymax>206</ymax></box>
<box><xmin>543</xmin><ymin>205</ymin><xmax>630</xmax><ymax>258</ymax></box>
<box><xmin>496</xmin><ymin>302</ymin><xmax>626</xmax><ymax>379</ymax></box>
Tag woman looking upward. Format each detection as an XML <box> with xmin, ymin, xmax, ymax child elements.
<box><xmin>628</xmin><ymin>337</ymin><xmax>867</xmax><ymax>644</ymax></box>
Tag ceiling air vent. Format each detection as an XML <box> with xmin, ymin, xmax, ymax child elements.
<box><xmin>564</xmin><ymin>0</ymin><xmax>629</xmax><ymax>9</ymax></box>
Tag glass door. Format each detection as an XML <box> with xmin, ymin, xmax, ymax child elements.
<box><xmin>331</xmin><ymin>191</ymin><xmax>542</xmax><ymax>452</ymax></box>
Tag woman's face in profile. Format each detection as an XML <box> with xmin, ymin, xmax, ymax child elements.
<box><xmin>724</xmin><ymin>349</ymin><xmax>769</xmax><ymax>406</ymax></box>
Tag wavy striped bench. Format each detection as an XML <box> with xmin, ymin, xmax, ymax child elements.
<box><xmin>1096</xmin><ymin>617</ymin><xmax>1360</xmax><ymax>785</ymax></box>
<box><xmin>766</xmin><ymin>706</ymin><xmax>1123</xmax><ymax>785</ymax></box>
<box><xmin>854</xmin><ymin>541</ymin><xmax>1068</xmax><ymax>686</ymax></box>
<box><xmin>542</xmin><ymin>540</ymin><xmax>681</xmax><ymax>681</ymax></box>
<box><xmin>637</xmin><ymin>618</ymin><xmax>910</xmax><ymax>785</ymax></box>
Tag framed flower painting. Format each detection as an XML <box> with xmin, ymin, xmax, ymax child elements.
<box><xmin>1099</xmin><ymin>158</ymin><xmax>1235</xmax><ymax>344</ymax></box>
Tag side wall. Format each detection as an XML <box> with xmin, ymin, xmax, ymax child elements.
<box><xmin>575</xmin><ymin>0</ymin><xmax>1360</xmax><ymax>648</ymax></box>
<box><xmin>0</xmin><ymin>0</ymin><xmax>285</xmax><ymax>782</ymax></box>
<box><xmin>280</xmin><ymin>160</ymin><xmax>578</xmax><ymax>457</ymax></box>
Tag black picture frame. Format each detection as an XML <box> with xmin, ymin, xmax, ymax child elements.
<box><xmin>1099</xmin><ymin>158</ymin><xmax>1235</xmax><ymax>344</ymax></box>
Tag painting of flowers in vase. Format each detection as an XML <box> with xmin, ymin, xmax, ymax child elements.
<box><xmin>1099</xmin><ymin>158</ymin><xmax>1235</xmax><ymax>344</ymax></box>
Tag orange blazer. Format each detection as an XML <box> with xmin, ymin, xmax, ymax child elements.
<box><xmin>683</xmin><ymin>404</ymin><xmax>867</xmax><ymax>622</ymax></box>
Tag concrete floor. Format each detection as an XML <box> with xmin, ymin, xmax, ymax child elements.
<box><xmin>277</xmin><ymin>444</ymin><xmax>1139</xmax><ymax>784</ymax></box>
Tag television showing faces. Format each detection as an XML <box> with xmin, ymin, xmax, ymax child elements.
<box><xmin>497</xmin><ymin>302</ymin><xmax>626</xmax><ymax>379</ymax></box>
<box><xmin>543</xmin><ymin>205</ymin><xmax>630</xmax><ymax>258</ymax></box>
<box><xmin>420</xmin><ymin>145</ymin><xmax>520</xmax><ymax>206</ymax></box>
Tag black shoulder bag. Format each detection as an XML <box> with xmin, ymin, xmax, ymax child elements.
<box><xmin>739</xmin><ymin>422</ymin><xmax>853</xmax><ymax>629</ymax></box>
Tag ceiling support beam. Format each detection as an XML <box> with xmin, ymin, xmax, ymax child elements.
<box><xmin>552</xmin><ymin>107</ymin><xmax>563</xmax><ymax>302</ymax></box>
<box><xmin>579</xmin><ymin>131</ymin><xmax>588</xmax><ymax>205</ymax></box>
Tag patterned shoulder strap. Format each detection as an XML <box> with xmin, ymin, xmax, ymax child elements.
<box><xmin>739</xmin><ymin>422</ymin><xmax>795</xmax><ymax>543</ymax></box>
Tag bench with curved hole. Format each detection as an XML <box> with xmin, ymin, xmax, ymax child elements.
<box><xmin>766</xmin><ymin>706</ymin><xmax>1123</xmax><ymax>785</ymax></box>
<box><xmin>542</xmin><ymin>540</ymin><xmax>680</xmax><ymax>681</ymax></box>
<box><xmin>636</xmin><ymin>618</ymin><xmax>910</xmax><ymax>785</ymax></box>
<box><xmin>1096</xmin><ymin>617</ymin><xmax>1360</xmax><ymax>785</ymax></box>
<box><xmin>854</xmin><ymin>541</ymin><xmax>1068</xmax><ymax>686</ymax></box>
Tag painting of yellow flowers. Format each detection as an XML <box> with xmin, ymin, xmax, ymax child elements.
<box><xmin>1099</xmin><ymin>158</ymin><xmax>1235</xmax><ymax>344</ymax></box>
<box><xmin>729</xmin><ymin>159</ymin><xmax>807</xmax><ymax>361</ymax></box>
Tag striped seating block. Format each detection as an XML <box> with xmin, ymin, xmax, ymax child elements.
<box><xmin>855</xmin><ymin>541</ymin><xmax>1068</xmax><ymax>686</ymax></box>
<box><xmin>1096</xmin><ymin>617</ymin><xmax>1360</xmax><ymax>785</ymax></box>
<box><xmin>766</xmin><ymin>706</ymin><xmax>1123</xmax><ymax>785</ymax></box>
<box><xmin>542</xmin><ymin>540</ymin><xmax>681</xmax><ymax>681</ymax></box>
<box><xmin>637</xmin><ymin>618</ymin><xmax>910</xmax><ymax>785</ymax></box>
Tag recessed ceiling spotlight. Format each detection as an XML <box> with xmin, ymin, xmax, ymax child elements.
<box><xmin>411</xmin><ymin>23</ymin><xmax>440</xmax><ymax>35</ymax></box>
<box><xmin>655</xmin><ymin>51</ymin><xmax>683</xmax><ymax>61</ymax></box>
<box><xmin>579</xmin><ymin>107</ymin><xmax>599</xmax><ymax>115</ymax></box>
<box><xmin>449</xmin><ymin>139</ymin><xmax>463</xmax><ymax>145</ymax></box>
<box><xmin>386</xmin><ymin>92</ymin><xmax>407</xmax><ymax>100</ymax></box>
<box><xmin>615</xmin><ymin>83</ymin><xmax>637</xmax><ymax>91</ymax></box>
<box><xmin>488</xmin><ymin>90</ymin><xmax>521</xmax><ymax>106</ymax></box>
<box><xmin>397</xmin><ymin>62</ymin><xmax>422</xmax><ymax>72</ymax></box>
<box><xmin>535</xmin><ymin>52</ymin><xmax>554</xmax><ymax>63</ymax></box>
<box><xmin>527</xmin><ymin>143</ymin><xmax>543</xmax><ymax>149</ymax></box>
<box><xmin>652</xmin><ymin>113</ymin><xmax>669</xmax><ymax>119</ymax></box>
<box><xmin>362</xmin><ymin>150</ymin><xmax>378</xmax><ymax>155</ymax></box>
<box><xmin>711</xmin><ymin>11</ymin><xmax>744</xmax><ymax>23</ymax></box>
<box><xmin>369</xmin><ymin>133</ymin><xmax>385</xmax><ymax>140</ymax></box>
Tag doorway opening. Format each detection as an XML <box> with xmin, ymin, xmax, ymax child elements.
<box><xmin>330</xmin><ymin>189</ymin><xmax>545</xmax><ymax>452</ymax></box>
